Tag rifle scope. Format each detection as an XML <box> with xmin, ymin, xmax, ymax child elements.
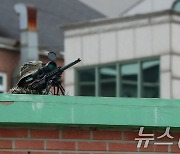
<box><xmin>39</xmin><ymin>61</ymin><xmax>57</xmax><ymax>73</ymax></box>
<box><xmin>31</xmin><ymin>61</ymin><xmax>57</xmax><ymax>79</ymax></box>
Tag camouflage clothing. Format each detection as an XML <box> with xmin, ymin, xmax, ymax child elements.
<box><xmin>9</xmin><ymin>87</ymin><xmax>45</xmax><ymax>95</ymax></box>
<box><xmin>18</xmin><ymin>61</ymin><xmax>43</xmax><ymax>85</ymax></box>
<box><xmin>9</xmin><ymin>61</ymin><xmax>44</xmax><ymax>95</ymax></box>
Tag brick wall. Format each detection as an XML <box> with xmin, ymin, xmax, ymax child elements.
<box><xmin>0</xmin><ymin>49</ymin><xmax>19</xmax><ymax>90</ymax></box>
<box><xmin>0</xmin><ymin>127</ymin><xmax>180</xmax><ymax>153</ymax></box>
<box><xmin>0</xmin><ymin>49</ymin><xmax>64</xmax><ymax>91</ymax></box>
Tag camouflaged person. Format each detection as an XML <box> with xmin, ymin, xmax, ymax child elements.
<box><xmin>9</xmin><ymin>61</ymin><xmax>46</xmax><ymax>94</ymax></box>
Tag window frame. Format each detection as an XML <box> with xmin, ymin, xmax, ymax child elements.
<box><xmin>75</xmin><ymin>57</ymin><xmax>160</xmax><ymax>98</ymax></box>
<box><xmin>0</xmin><ymin>72</ymin><xmax>7</xmax><ymax>93</ymax></box>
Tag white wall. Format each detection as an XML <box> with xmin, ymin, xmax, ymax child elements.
<box><xmin>170</xmin><ymin>22</ymin><xmax>180</xmax><ymax>99</ymax></box>
<box><xmin>64</xmin><ymin>12</ymin><xmax>180</xmax><ymax>99</ymax></box>
<box><xmin>65</xmin><ymin>15</ymin><xmax>171</xmax><ymax>62</ymax></box>
<box><xmin>64</xmin><ymin>13</ymin><xmax>172</xmax><ymax>97</ymax></box>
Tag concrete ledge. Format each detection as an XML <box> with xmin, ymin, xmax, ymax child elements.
<box><xmin>0</xmin><ymin>94</ymin><xmax>180</xmax><ymax>128</ymax></box>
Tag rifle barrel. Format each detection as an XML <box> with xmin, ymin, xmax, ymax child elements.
<box><xmin>60</xmin><ymin>58</ymin><xmax>81</xmax><ymax>72</ymax></box>
<box><xmin>30</xmin><ymin>58</ymin><xmax>81</xmax><ymax>90</ymax></box>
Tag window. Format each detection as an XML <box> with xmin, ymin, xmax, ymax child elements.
<box><xmin>77</xmin><ymin>69</ymin><xmax>95</xmax><ymax>96</ymax></box>
<box><xmin>99</xmin><ymin>66</ymin><xmax>116</xmax><ymax>97</ymax></box>
<box><xmin>142</xmin><ymin>60</ymin><xmax>159</xmax><ymax>98</ymax></box>
<box><xmin>172</xmin><ymin>0</ymin><xmax>180</xmax><ymax>12</ymax></box>
<box><xmin>121</xmin><ymin>63</ymin><xmax>138</xmax><ymax>97</ymax></box>
<box><xmin>76</xmin><ymin>59</ymin><xmax>160</xmax><ymax>98</ymax></box>
<box><xmin>0</xmin><ymin>72</ymin><xmax>7</xmax><ymax>93</ymax></box>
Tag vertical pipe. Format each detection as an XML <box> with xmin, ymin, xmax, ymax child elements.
<box><xmin>14</xmin><ymin>3</ymin><xmax>39</xmax><ymax>65</ymax></box>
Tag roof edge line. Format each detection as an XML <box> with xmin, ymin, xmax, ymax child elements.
<box><xmin>119</xmin><ymin>0</ymin><xmax>144</xmax><ymax>17</ymax></box>
<box><xmin>62</xmin><ymin>9</ymin><xmax>176</xmax><ymax>30</ymax></box>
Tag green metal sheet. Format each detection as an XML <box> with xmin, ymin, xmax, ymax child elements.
<box><xmin>0</xmin><ymin>94</ymin><xmax>180</xmax><ymax>127</ymax></box>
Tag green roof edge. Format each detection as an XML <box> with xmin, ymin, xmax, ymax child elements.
<box><xmin>0</xmin><ymin>94</ymin><xmax>179</xmax><ymax>128</ymax></box>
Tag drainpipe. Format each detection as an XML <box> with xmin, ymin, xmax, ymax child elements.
<box><xmin>12</xmin><ymin>3</ymin><xmax>39</xmax><ymax>86</ymax></box>
<box><xmin>14</xmin><ymin>3</ymin><xmax>39</xmax><ymax>65</ymax></box>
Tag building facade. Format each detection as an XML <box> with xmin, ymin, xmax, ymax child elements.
<box><xmin>0</xmin><ymin>0</ymin><xmax>105</xmax><ymax>93</ymax></box>
<box><xmin>0</xmin><ymin>38</ymin><xmax>64</xmax><ymax>93</ymax></box>
<box><xmin>64</xmin><ymin>10</ymin><xmax>180</xmax><ymax>99</ymax></box>
<box><xmin>1</xmin><ymin>93</ymin><xmax>180</xmax><ymax>153</ymax></box>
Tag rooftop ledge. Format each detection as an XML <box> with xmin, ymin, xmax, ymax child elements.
<box><xmin>0</xmin><ymin>94</ymin><xmax>180</xmax><ymax>128</ymax></box>
<box><xmin>62</xmin><ymin>10</ymin><xmax>179</xmax><ymax>30</ymax></box>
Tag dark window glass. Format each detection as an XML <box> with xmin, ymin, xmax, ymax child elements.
<box><xmin>78</xmin><ymin>69</ymin><xmax>95</xmax><ymax>96</ymax></box>
<box><xmin>76</xmin><ymin>59</ymin><xmax>160</xmax><ymax>98</ymax></box>
<box><xmin>100</xmin><ymin>66</ymin><xmax>116</xmax><ymax>97</ymax></box>
<box><xmin>142</xmin><ymin>60</ymin><xmax>159</xmax><ymax>98</ymax></box>
<box><xmin>121</xmin><ymin>63</ymin><xmax>138</xmax><ymax>97</ymax></box>
<box><xmin>79</xmin><ymin>84</ymin><xmax>95</xmax><ymax>96</ymax></box>
<box><xmin>0</xmin><ymin>77</ymin><xmax>2</xmax><ymax>85</ymax></box>
<box><xmin>79</xmin><ymin>69</ymin><xmax>95</xmax><ymax>82</ymax></box>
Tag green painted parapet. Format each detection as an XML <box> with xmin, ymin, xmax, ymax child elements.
<box><xmin>0</xmin><ymin>94</ymin><xmax>180</xmax><ymax>128</ymax></box>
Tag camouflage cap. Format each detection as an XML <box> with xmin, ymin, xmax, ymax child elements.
<box><xmin>19</xmin><ymin>61</ymin><xmax>43</xmax><ymax>82</ymax></box>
